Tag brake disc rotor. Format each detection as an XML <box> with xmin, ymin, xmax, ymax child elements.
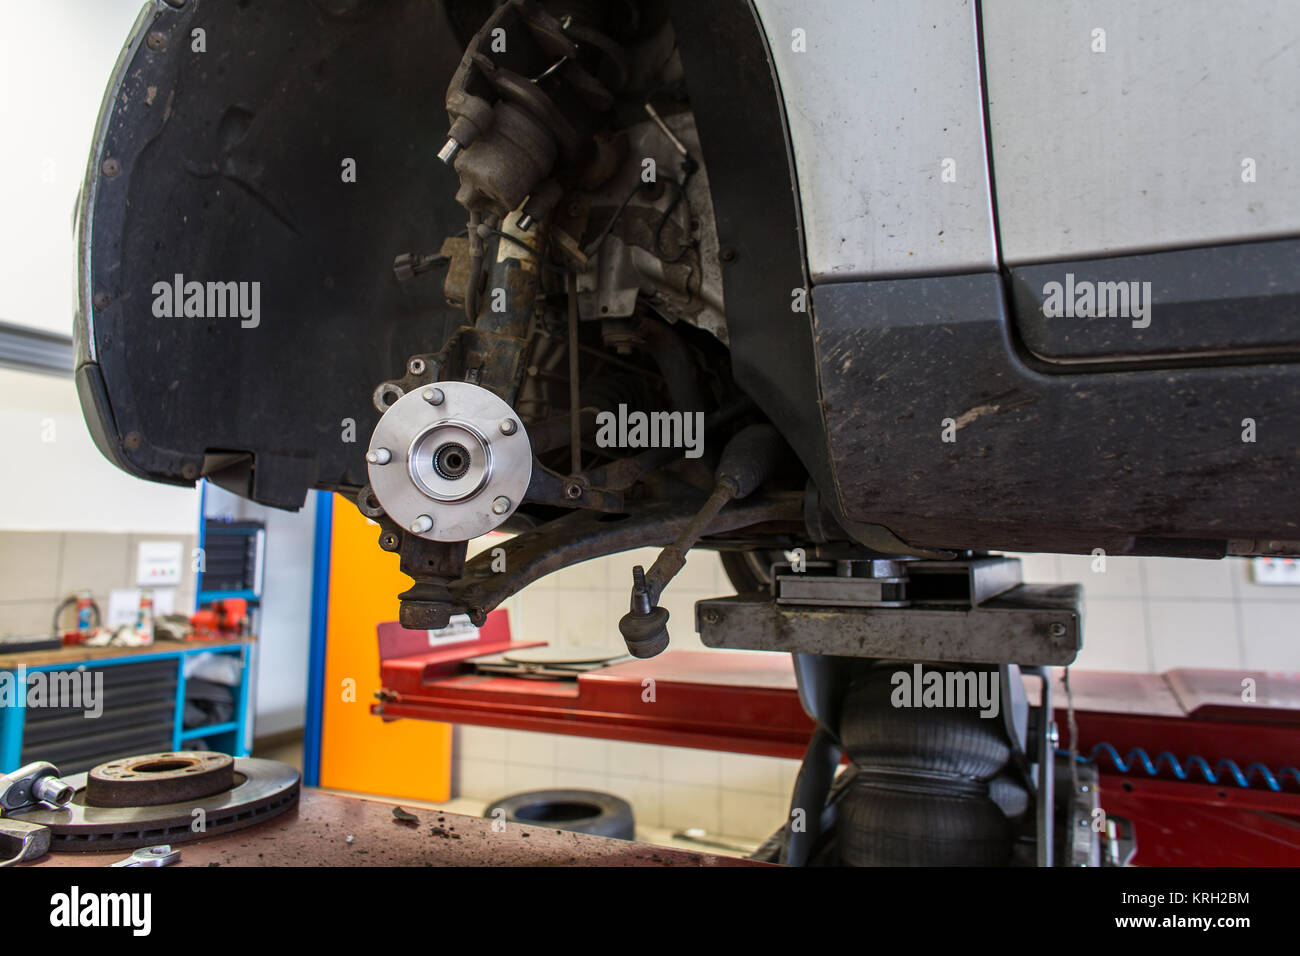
<box><xmin>11</xmin><ymin>753</ymin><xmax>300</xmax><ymax>852</ymax></box>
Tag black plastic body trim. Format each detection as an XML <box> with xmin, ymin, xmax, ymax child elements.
<box><xmin>1010</xmin><ymin>238</ymin><xmax>1300</xmax><ymax>365</ymax></box>
<box><xmin>814</xmin><ymin>273</ymin><xmax>1300</xmax><ymax>553</ymax></box>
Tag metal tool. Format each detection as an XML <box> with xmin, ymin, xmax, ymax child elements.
<box><xmin>0</xmin><ymin>819</ymin><xmax>52</xmax><ymax>867</ymax></box>
<box><xmin>0</xmin><ymin>761</ymin><xmax>75</xmax><ymax>813</ymax></box>
<box><xmin>110</xmin><ymin>845</ymin><xmax>180</xmax><ymax>867</ymax></box>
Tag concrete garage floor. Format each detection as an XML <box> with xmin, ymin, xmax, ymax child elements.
<box><xmin>253</xmin><ymin>736</ymin><xmax>761</xmax><ymax>860</ymax></box>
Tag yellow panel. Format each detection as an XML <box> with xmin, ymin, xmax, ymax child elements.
<box><xmin>320</xmin><ymin>494</ymin><xmax>451</xmax><ymax>800</ymax></box>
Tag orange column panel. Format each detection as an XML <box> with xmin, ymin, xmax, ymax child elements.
<box><xmin>320</xmin><ymin>494</ymin><xmax>452</xmax><ymax>800</ymax></box>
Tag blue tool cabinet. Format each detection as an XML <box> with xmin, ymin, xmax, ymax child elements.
<box><xmin>0</xmin><ymin>641</ymin><xmax>251</xmax><ymax>774</ymax></box>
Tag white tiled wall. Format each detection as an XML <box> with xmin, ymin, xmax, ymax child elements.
<box><xmin>1014</xmin><ymin>553</ymin><xmax>1300</xmax><ymax>673</ymax></box>
<box><xmin>0</xmin><ymin>530</ymin><xmax>198</xmax><ymax>636</ymax></box>
<box><xmin>475</xmin><ymin>537</ymin><xmax>733</xmax><ymax>655</ymax></box>
<box><xmin>452</xmin><ymin>546</ymin><xmax>1299</xmax><ymax>840</ymax></box>
<box><xmin>454</xmin><ymin>723</ymin><xmax>798</xmax><ymax>839</ymax></box>
<box><xmin>454</xmin><ymin>540</ymin><xmax>799</xmax><ymax>840</ymax></box>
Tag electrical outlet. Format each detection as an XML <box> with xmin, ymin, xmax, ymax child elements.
<box><xmin>1251</xmin><ymin>556</ymin><xmax>1300</xmax><ymax>587</ymax></box>
<box><xmin>136</xmin><ymin>540</ymin><xmax>183</xmax><ymax>586</ymax></box>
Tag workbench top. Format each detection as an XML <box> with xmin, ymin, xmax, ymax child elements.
<box><xmin>28</xmin><ymin>789</ymin><xmax>759</xmax><ymax>867</ymax></box>
<box><xmin>0</xmin><ymin>637</ymin><xmax>252</xmax><ymax>671</ymax></box>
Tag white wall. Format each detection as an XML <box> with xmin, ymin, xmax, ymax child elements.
<box><xmin>0</xmin><ymin>0</ymin><xmax>315</xmax><ymax>734</ymax></box>
<box><xmin>0</xmin><ymin>5</ymin><xmax>199</xmax><ymax>533</ymax></box>
<box><xmin>0</xmin><ymin>366</ymin><xmax>199</xmax><ymax>533</ymax></box>
<box><xmin>1014</xmin><ymin>551</ymin><xmax>1300</xmax><ymax>674</ymax></box>
<box><xmin>0</xmin><ymin>0</ymin><xmax>145</xmax><ymax>335</ymax></box>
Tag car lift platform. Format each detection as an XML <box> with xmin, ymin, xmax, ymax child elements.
<box><xmin>371</xmin><ymin>615</ymin><xmax>1300</xmax><ymax>865</ymax></box>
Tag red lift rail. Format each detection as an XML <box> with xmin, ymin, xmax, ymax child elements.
<box><xmin>372</xmin><ymin>612</ymin><xmax>812</xmax><ymax>759</ymax></box>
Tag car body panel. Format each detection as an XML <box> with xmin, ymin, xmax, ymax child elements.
<box><xmin>752</xmin><ymin>0</ymin><xmax>998</xmax><ymax>281</ymax></box>
<box><xmin>983</xmin><ymin>0</ymin><xmax>1300</xmax><ymax>265</ymax></box>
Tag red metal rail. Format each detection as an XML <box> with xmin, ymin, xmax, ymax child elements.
<box><xmin>373</xmin><ymin>613</ymin><xmax>812</xmax><ymax>758</ymax></box>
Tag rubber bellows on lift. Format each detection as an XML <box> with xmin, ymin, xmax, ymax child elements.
<box><xmin>835</xmin><ymin>664</ymin><xmax>1027</xmax><ymax>866</ymax></box>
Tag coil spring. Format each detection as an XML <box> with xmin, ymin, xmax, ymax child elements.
<box><xmin>1085</xmin><ymin>743</ymin><xmax>1300</xmax><ymax>793</ymax></box>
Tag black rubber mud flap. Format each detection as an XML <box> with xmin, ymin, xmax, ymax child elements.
<box><xmin>75</xmin><ymin>0</ymin><xmax>476</xmax><ymax>509</ymax></box>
